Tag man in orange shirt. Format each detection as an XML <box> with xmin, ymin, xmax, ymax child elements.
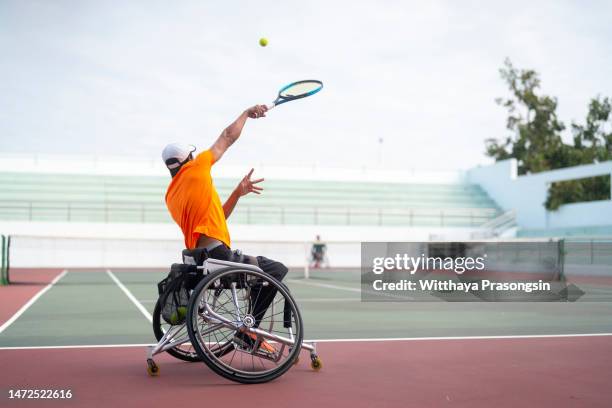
<box><xmin>162</xmin><ymin>104</ymin><xmax>286</xmax><ymax>350</ymax></box>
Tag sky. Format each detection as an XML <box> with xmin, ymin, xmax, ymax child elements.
<box><xmin>1</xmin><ymin>0</ymin><xmax>611</xmax><ymax>171</ymax></box>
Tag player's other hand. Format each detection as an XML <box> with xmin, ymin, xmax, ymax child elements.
<box><xmin>237</xmin><ymin>168</ymin><xmax>264</xmax><ymax>196</ymax></box>
<box><xmin>246</xmin><ymin>105</ymin><xmax>268</xmax><ymax>119</ymax></box>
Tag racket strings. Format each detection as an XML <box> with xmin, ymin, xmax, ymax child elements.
<box><xmin>279</xmin><ymin>81</ymin><xmax>322</xmax><ymax>98</ymax></box>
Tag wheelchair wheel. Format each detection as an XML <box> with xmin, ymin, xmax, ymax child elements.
<box><xmin>152</xmin><ymin>299</ymin><xmax>200</xmax><ymax>362</ymax></box>
<box><xmin>187</xmin><ymin>268</ymin><xmax>303</xmax><ymax>384</ymax></box>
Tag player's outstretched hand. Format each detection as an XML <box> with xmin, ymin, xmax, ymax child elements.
<box><xmin>246</xmin><ymin>104</ymin><xmax>268</xmax><ymax>119</ymax></box>
<box><xmin>237</xmin><ymin>168</ymin><xmax>264</xmax><ymax>196</ymax></box>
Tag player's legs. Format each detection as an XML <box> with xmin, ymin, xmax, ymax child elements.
<box><xmin>206</xmin><ymin>244</ymin><xmax>288</xmax><ymax>327</ymax></box>
<box><xmin>313</xmin><ymin>251</ymin><xmax>323</xmax><ymax>268</ymax></box>
<box><xmin>250</xmin><ymin>255</ymin><xmax>288</xmax><ymax>326</ymax></box>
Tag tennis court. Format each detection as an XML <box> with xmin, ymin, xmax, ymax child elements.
<box><xmin>2</xmin><ymin>263</ymin><xmax>612</xmax><ymax>407</ymax></box>
<box><xmin>3</xmin><ymin>1</ymin><xmax>612</xmax><ymax>406</ymax></box>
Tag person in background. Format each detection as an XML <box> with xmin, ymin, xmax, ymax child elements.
<box><xmin>310</xmin><ymin>235</ymin><xmax>328</xmax><ymax>268</ymax></box>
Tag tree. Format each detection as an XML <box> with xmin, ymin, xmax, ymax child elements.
<box><xmin>545</xmin><ymin>175</ymin><xmax>610</xmax><ymax>210</ymax></box>
<box><xmin>545</xmin><ymin>96</ymin><xmax>612</xmax><ymax>210</ymax></box>
<box><xmin>486</xmin><ymin>58</ymin><xmax>566</xmax><ymax>175</ymax></box>
<box><xmin>571</xmin><ymin>97</ymin><xmax>612</xmax><ymax>164</ymax></box>
<box><xmin>487</xmin><ymin>59</ymin><xmax>611</xmax><ymax>210</ymax></box>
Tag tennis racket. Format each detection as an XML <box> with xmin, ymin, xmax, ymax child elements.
<box><xmin>266</xmin><ymin>80</ymin><xmax>323</xmax><ymax>110</ymax></box>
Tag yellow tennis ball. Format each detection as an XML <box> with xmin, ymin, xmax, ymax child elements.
<box><xmin>170</xmin><ymin>307</ymin><xmax>188</xmax><ymax>324</ymax></box>
<box><xmin>169</xmin><ymin>312</ymin><xmax>179</xmax><ymax>325</ymax></box>
<box><xmin>259</xmin><ymin>37</ymin><xmax>268</xmax><ymax>47</ymax></box>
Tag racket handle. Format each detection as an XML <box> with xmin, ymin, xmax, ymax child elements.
<box><xmin>266</xmin><ymin>103</ymin><xmax>276</xmax><ymax>111</ymax></box>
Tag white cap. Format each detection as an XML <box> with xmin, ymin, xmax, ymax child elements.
<box><xmin>162</xmin><ymin>143</ymin><xmax>196</xmax><ymax>170</ymax></box>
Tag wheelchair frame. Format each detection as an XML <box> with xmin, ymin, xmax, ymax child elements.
<box><xmin>146</xmin><ymin>257</ymin><xmax>321</xmax><ymax>381</ymax></box>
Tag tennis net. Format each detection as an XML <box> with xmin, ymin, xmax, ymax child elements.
<box><xmin>3</xmin><ymin>234</ymin><xmax>611</xmax><ymax>285</ymax></box>
<box><xmin>1</xmin><ymin>234</ymin><xmax>360</xmax><ymax>283</ymax></box>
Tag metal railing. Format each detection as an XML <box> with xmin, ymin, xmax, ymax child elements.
<box><xmin>470</xmin><ymin>210</ymin><xmax>517</xmax><ymax>238</ymax></box>
<box><xmin>0</xmin><ymin>200</ymin><xmax>499</xmax><ymax>227</ymax></box>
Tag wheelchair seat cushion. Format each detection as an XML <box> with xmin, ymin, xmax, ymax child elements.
<box><xmin>182</xmin><ymin>248</ymin><xmax>210</xmax><ymax>265</ymax></box>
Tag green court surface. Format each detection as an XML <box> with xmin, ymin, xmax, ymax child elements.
<box><xmin>1</xmin><ymin>268</ymin><xmax>612</xmax><ymax>348</ymax></box>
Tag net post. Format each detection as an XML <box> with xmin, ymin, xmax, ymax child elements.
<box><xmin>6</xmin><ymin>235</ymin><xmax>10</xmax><ymax>284</ymax></box>
<box><xmin>1</xmin><ymin>235</ymin><xmax>7</xmax><ymax>286</ymax></box>
<box><xmin>557</xmin><ymin>238</ymin><xmax>566</xmax><ymax>284</ymax></box>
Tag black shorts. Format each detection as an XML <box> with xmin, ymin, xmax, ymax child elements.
<box><xmin>207</xmin><ymin>244</ymin><xmax>288</xmax><ymax>282</ymax></box>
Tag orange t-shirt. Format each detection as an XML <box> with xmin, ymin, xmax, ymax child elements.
<box><xmin>165</xmin><ymin>150</ymin><xmax>230</xmax><ymax>249</ymax></box>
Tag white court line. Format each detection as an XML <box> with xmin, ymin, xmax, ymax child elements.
<box><xmin>0</xmin><ymin>269</ymin><xmax>68</xmax><ymax>335</ymax></box>
<box><xmin>0</xmin><ymin>343</ymin><xmax>154</xmax><ymax>350</ymax></box>
<box><xmin>298</xmin><ymin>298</ymin><xmax>357</xmax><ymax>302</ymax></box>
<box><xmin>2</xmin><ymin>332</ymin><xmax>612</xmax><ymax>351</ymax></box>
<box><xmin>288</xmin><ymin>278</ymin><xmax>414</xmax><ymax>300</ymax></box>
<box><xmin>311</xmin><ymin>332</ymin><xmax>612</xmax><ymax>342</ymax></box>
<box><xmin>106</xmin><ymin>269</ymin><xmax>152</xmax><ymax>323</ymax></box>
<box><xmin>287</xmin><ymin>279</ymin><xmax>361</xmax><ymax>293</ymax></box>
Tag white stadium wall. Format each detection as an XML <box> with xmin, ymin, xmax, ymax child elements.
<box><xmin>467</xmin><ymin>159</ymin><xmax>612</xmax><ymax>230</ymax></box>
<box><xmin>0</xmin><ymin>153</ymin><xmax>465</xmax><ymax>184</ymax></box>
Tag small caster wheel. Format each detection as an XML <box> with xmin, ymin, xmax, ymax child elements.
<box><xmin>147</xmin><ymin>358</ymin><xmax>160</xmax><ymax>376</ymax></box>
<box><xmin>310</xmin><ymin>355</ymin><xmax>322</xmax><ymax>371</ymax></box>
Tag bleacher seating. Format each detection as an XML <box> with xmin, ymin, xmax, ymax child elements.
<box><xmin>0</xmin><ymin>172</ymin><xmax>502</xmax><ymax>227</ymax></box>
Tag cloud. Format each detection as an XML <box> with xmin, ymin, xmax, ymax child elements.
<box><xmin>1</xmin><ymin>0</ymin><xmax>611</xmax><ymax>170</ymax></box>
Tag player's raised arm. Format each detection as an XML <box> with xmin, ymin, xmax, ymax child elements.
<box><xmin>210</xmin><ymin>105</ymin><xmax>268</xmax><ymax>162</ymax></box>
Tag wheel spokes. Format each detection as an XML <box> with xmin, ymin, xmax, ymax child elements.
<box><xmin>190</xmin><ymin>269</ymin><xmax>302</xmax><ymax>377</ymax></box>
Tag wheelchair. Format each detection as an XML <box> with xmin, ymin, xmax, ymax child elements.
<box><xmin>147</xmin><ymin>248</ymin><xmax>322</xmax><ymax>384</ymax></box>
